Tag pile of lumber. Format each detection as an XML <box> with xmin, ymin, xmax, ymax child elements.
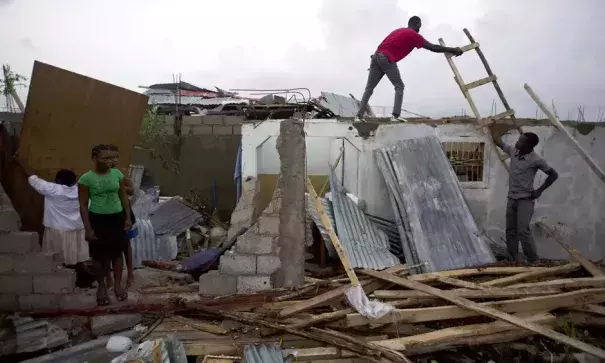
<box><xmin>141</xmin><ymin>262</ymin><xmax>605</xmax><ymax>362</ymax></box>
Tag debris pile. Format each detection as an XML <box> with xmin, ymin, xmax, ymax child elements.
<box><xmin>133</xmin><ymin>261</ymin><xmax>605</xmax><ymax>362</ymax></box>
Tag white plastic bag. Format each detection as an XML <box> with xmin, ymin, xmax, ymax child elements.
<box><xmin>345</xmin><ymin>285</ymin><xmax>394</xmax><ymax>319</ymax></box>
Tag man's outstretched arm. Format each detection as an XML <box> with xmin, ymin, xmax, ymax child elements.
<box><xmin>489</xmin><ymin>124</ymin><xmax>506</xmax><ymax>150</ymax></box>
<box><xmin>422</xmin><ymin>40</ymin><xmax>462</xmax><ymax>56</ymax></box>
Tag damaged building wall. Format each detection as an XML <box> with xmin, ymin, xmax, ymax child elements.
<box><xmin>132</xmin><ymin>115</ymin><xmax>244</xmax><ymax>219</ymax></box>
<box><xmin>243</xmin><ymin>120</ymin><xmax>605</xmax><ymax>262</ymax></box>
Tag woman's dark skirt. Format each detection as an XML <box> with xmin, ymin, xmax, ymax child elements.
<box><xmin>88</xmin><ymin>211</ymin><xmax>128</xmax><ymax>262</ymax></box>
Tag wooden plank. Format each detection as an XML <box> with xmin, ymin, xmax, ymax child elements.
<box><xmin>374</xmin><ymin>312</ymin><xmax>555</xmax><ymax>351</ymax></box>
<box><xmin>408</xmin><ymin>266</ymin><xmax>546</xmax><ymax>283</ymax></box>
<box><xmin>279</xmin><ymin>264</ymin><xmax>407</xmax><ymax>318</ymax></box>
<box><xmin>525</xmin><ymin>84</ymin><xmax>605</xmax><ymax>185</ymax></box>
<box><xmin>464</xmin><ymin>75</ymin><xmax>497</xmax><ymax>90</ymax></box>
<box><xmin>479</xmin><ymin>109</ymin><xmax>516</xmax><ymax>126</ymax></box>
<box><xmin>306</xmin><ymin>176</ymin><xmax>359</xmax><ymax>286</ymax></box>
<box><xmin>564</xmin><ymin>312</ymin><xmax>605</xmax><ymax>328</ymax></box>
<box><xmin>459</xmin><ymin>42</ymin><xmax>480</xmax><ymax>52</ymax></box>
<box><xmin>481</xmin><ymin>262</ymin><xmax>581</xmax><ymax>287</ymax></box>
<box><xmin>435</xmin><ymin>276</ymin><xmax>487</xmax><ymax>290</ymax></box>
<box><xmin>463</xmin><ymin>28</ymin><xmax>523</xmax><ymax>135</ymax></box>
<box><xmin>340</xmin><ymin>289</ymin><xmax>605</xmax><ymax>328</ymax></box>
<box><xmin>535</xmin><ymin>222</ymin><xmax>605</xmax><ymax>277</ymax></box>
<box><xmin>573</xmin><ymin>304</ymin><xmax>605</xmax><ymax>317</ymax></box>
<box><xmin>170</xmin><ymin>315</ymin><xmax>229</xmax><ymax>335</ymax></box>
<box><xmin>373</xmin><ymin>286</ymin><xmax>562</xmax><ymax>300</ymax></box>
<box><xmin>361</xmin><ymin>269</ymin><xmax>605</xmax><ymax>359</ymax></box>
<box><xmin>509</xmin><ymin>276</ymin><xmax>605</xmax><ymax>289</ymax></box>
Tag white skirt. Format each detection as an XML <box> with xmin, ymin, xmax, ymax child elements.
<box><xmin>42</xmin><ymin>227</ymin><xmax>90</xmax><ymax>265</ymax></box>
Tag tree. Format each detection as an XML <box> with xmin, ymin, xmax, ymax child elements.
<box><xmin>0</xmin><ymin>64</ymin><xmax>27</xmax><ymax>112</ymax></box>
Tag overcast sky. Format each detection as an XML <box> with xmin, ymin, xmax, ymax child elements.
<box><xmin>1</xmin><ymin>0</ymin><xmax>604</xmax><ymax>119</ymax></box>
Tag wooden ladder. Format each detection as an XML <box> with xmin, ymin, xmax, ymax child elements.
<box><xmin>439</xmin><ymin>28</ymin><xmax>522</xmax><ymax>172</ymax></box>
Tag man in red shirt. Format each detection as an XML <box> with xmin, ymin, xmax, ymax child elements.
<box><xmin>356</xmin><ymin>16</ymin><xmax>464</xmax><ymax>123</ymax></box>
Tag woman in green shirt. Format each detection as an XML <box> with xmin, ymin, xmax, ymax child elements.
<box><xmin>78</xmin><ymin>144</ymin><xmax>132</xmax><ymax>306</ymax></box>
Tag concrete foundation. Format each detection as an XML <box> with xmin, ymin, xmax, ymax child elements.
<box><xmin>199</xmin><ymin>119</ymin><xmax>306</xmax><ymax>295</ymax></box>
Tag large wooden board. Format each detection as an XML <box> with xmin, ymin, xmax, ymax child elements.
<box><xmin>19</xmin><ymin>61</ymin><xmax>148</xmax><ymax>178</ymax></box>
<box><xmin>11</xmin><ymin>61</ymin><xmax>147</xmax><ymax>231</ymax></box>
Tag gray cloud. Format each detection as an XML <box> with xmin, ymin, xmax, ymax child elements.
<box><xmin>190</xmin><ymin>0</ymin><xmax>605</xmax><ymax>119</ymax></box>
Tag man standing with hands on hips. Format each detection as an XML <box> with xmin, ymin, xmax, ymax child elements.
<box><xmin>490</xmin><ymin>124</ymin><xmax>559</xmax><ymax>264</ymax></box>
<box><xmin>355</xmin><ymin>16</ymin><xmax>464</xmax><ymax>123</ymax></box>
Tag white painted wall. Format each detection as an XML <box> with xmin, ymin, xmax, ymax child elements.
<box><xmin>242</xmin><ymin>120</ymin><xmax>605</xmax><ymax>261</ymax></box>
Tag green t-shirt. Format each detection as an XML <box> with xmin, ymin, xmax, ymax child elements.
<box><xmin>79</xmin><ymin>168</ymin><xmax>124</xmax><ymax>214</ymax></box>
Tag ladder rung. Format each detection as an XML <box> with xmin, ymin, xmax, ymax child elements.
<box><xmin>460</xmin><ymin>42</ymin><xmax>480</xmax><ymax>52</ymax></box>
<box><xmin>464</xmin><ymin>75</ymin><xmax>497</xmax><ymax>90</ymax></box>
<box><xmin>480</xmin><ymin>109</ymin><xmax>516</xmax><ymax>126</ymax></box>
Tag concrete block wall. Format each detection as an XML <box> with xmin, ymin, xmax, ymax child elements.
<box><xmin>0</xmin><ymin>183</ymin><xmax>78</xmax><ymax>312</ymax></box>
<box><xmin>162</xmin><ymin>115</ymin><xmax>245</xmax><ymax>136</ymax></box>
<box><xmin>200</xmin><ymin>182</ymin><xmax>282</xmax><ymax>296</ymax></box>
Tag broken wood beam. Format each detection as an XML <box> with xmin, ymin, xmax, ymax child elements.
<box><xmin>525</xmin><ymin>83</ymin><xmax>605</xmax><ymax>186</ymax></box>
<box><xmin>309</xmin><ymin>327</ymin><xmax>413</xmax><ymax>363</ymax></box>
<box><xmin>374</xmin><ymin>312</ymin><xmax>555</xmax><ymax>351</ymax></box>
<box><xmin>435</xmin><ymin>275</ymin><xmax>488</xmax><ymax>290</ymax></box>
<box><xmin>171</xmin><ymin>315</ymin><xmax>229</xmax><ymax>335</ymax></box>
<box><xmin>193</xmin><ymin>305</ymin><xmax>411</xmax><ymax>363</ymax></box>
<box><xmin>508</xmin><ymin>276</ymin><xmax>605</xmax><ymax>289</ymax></box>
<box><xmin>535</xmin><ymin>222</ymin><xmax>605</xmax><ymax>277</ymax></box>
<box><xmin>279</xmin><ymin>264</ymin><xmax>408</xmax><ymax>318</ymax></box>
<box><xmin>408</xmin><ymin>266</ymin><xmax>547</xmax><ymax>283</ymax></box>
<box><xmin>481</xmin><ymin>262</ymin><xmax>582</xmax><ymax>287</ymax></box>
<box><xmin>360</xmin><ymin>269</ymin><xmax>605</xmax><ymax>359</ymax></box>
<box><xmin>373</xmin><ymin>286</ymin><xmax>562</xmax><ymax>300</ymax></box>
<box><xmin>340</xmin><ymin>289</ymin><xmax>605</xmax><ymax>328</ymax></box>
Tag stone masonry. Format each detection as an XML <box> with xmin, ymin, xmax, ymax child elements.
<box><xmin>0</xmin><ymin>184</ymin><xmax>78</xmax><ymax>312</ymax></box>
<box><xmin>199</xmin><ymin>119</ymin><xmax>306</xmax><ymax>295</ymax></box>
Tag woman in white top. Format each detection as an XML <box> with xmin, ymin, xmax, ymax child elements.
<box><xmin>17</xmin><ymin>157</ymin><xmax>89</xmax><ymax>265</ymax></box>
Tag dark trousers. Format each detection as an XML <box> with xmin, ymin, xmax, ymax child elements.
<box><xmin>505</xmin><ymin>198</ymin><xmax>538</xmax><ymax>262</ymax></box>
<box><xmin>356</xmin><ymin>53</ymin><xmax>405</xmax><ymax>118</ymax></box>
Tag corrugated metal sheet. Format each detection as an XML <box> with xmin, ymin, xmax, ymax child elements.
<box><xmin>130</xmin><ymin>219</ymin><xmax>178</xmax><ymax>268</ymax></box>
<box><xmin>375</xmin><ymin>135</ymin><xmax>495</xmax><ymax>274</ymax></box>
<box><xmin>329</xmin><ymin>169</ymin><xmax>399</xmax><ymax>270</ymax></box>
<box><xmin>243</xmin><ymin>344</ymin><xmax>285</xmax><ymax>363</ymax></box>
<box><xmin>318</xmin><ymin>92</ymin><xmax>363</xmax><ymax>117</ymax></box>
<box><xmin>365</xmin><ymin>214</ymin><xmax>404</xmax><ymax>260</ymax></box>
<box><xmin>13</xmin><ymin>317</ymin><xmax>69</xmax><ymax>353</ymax></box>
<box><xmin>147</xmin><ymin>94</ymin><xmax>249</xmax><ymax>106</ymax></box>
<box><xmin>305</xmin><ymin>193</ymin><xmax>337</xmax><ymax>258</ymax></box>
<box><xmin>150</xmin><ymin>198</ymin><xmax>204</xmax><ymax>236</ymax></box>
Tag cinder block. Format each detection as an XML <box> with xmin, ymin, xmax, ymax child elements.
<box><xmin>0</xmin><ymin>294</ymin><xmax>18</xmax><ymax>312</ymax></box>
<box><xmin>212</xmin><ymin>125</ymin><xmax>233</xmax><ymax>135</ymax></box>
<box><xmin>13</xmin><ymin>252</ymin><xmax>58</xmax><ymax>274</ymax></box>
<box><xmin>191</xmin><ymin>125</ymin><xmax>213</xmax><ymax>135</ymax></box>
<box><xmin>258</xmin><ymin>216</ymin><xmax>280</xmax><ymax>235</ymax></box>
<box><xmin>18</xmin><ymin>294</ymin><xmax>61</xmax><ymax>311</ymax></box>
<box><xmin>0</xmin><ymin>232</ymin><xmax>40</xmax><ymax>254</ymax></box>
<box><xmin>257</xmin><ymin>255</ymin><xmax>281</xmax><ymax>275</ymax></box>
<box><xmin>0</xmin><ymin>208</ymin><xmax>20</xmax><ymax>232</ymax></box>
<box><xmin>219</xmin><ymin>253</ymin><xmax>256</xmax><ymax>275</ymax></box>
<box><xmin>230</xmin><ymin>208</ymin><xmax>253</xmax><ymax>226</ymax></box>
<box><xmin>0</xmin><ymin>275</ymin><xmax>33</xmax><ymax>294</ymax></box>
<box><xmin>232</xmin><ymin>125</ymin><xmax>242</xmax><ymax>135</ymax></box>
<box><xmin>237</xmin><ymin>275</ymin><xmax>272</xmax><ymax>293</ymax></box>
<box><xmin>199</xmin><ymin>271</ymin><xmax>237</xmax><ymax>296</ymax></box>
<box><xmin>0</xmin><ymin>255</ymin><xmax>13</xmax><ymax>273</ymax></box>
<box><xmin>201</xmin><ymin>115</ymin><xmax>224</xmax><ymax>125</ymax></box>
<box><xmin>59</xmin><ymin>293</ymin><xmax>96</xmax><ymax>309</ymax></box>
<box><xmin>182</xmin><ymin>116</ymin><xmax>203</xmax><ymax>125</ymax></box>
<box><xmin>235</xmin><ymin>234</ymin><xmax>274</xmax><ymax>255</ymax></box>
<box><xmin>163</xmin><ymin>115</ymin><xmax>175</xmax><ymax>125</ymax></box>
<box><xmin>223</xmin><ymin>116</ymin><xmax>244</xmax><ymax>126</ymax></box>
<box><xmin>33</xmin><ymin>270</ymin><xmax>76</xmax><ymax>294</ymax></box>
<box><xmin>91</xmin><ymin>314</ymin><xmax>142</xmax><ymax>337</ymax></box>
<box><xmin>164</xmin><ymin>125</ymin><xmax>175</xmax><ymax>135</ymax></box>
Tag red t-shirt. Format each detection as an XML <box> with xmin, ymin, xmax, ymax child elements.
<box><xmin>376</xmin><ymin>28</ymin><xmax>426</xmax><ymax>63</ymax></box>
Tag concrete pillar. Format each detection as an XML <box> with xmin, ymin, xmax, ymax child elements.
<box><xmin>274</xmin><ymin>119</ymin><xmax>306</xmax><ymax>287</ymax></box>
